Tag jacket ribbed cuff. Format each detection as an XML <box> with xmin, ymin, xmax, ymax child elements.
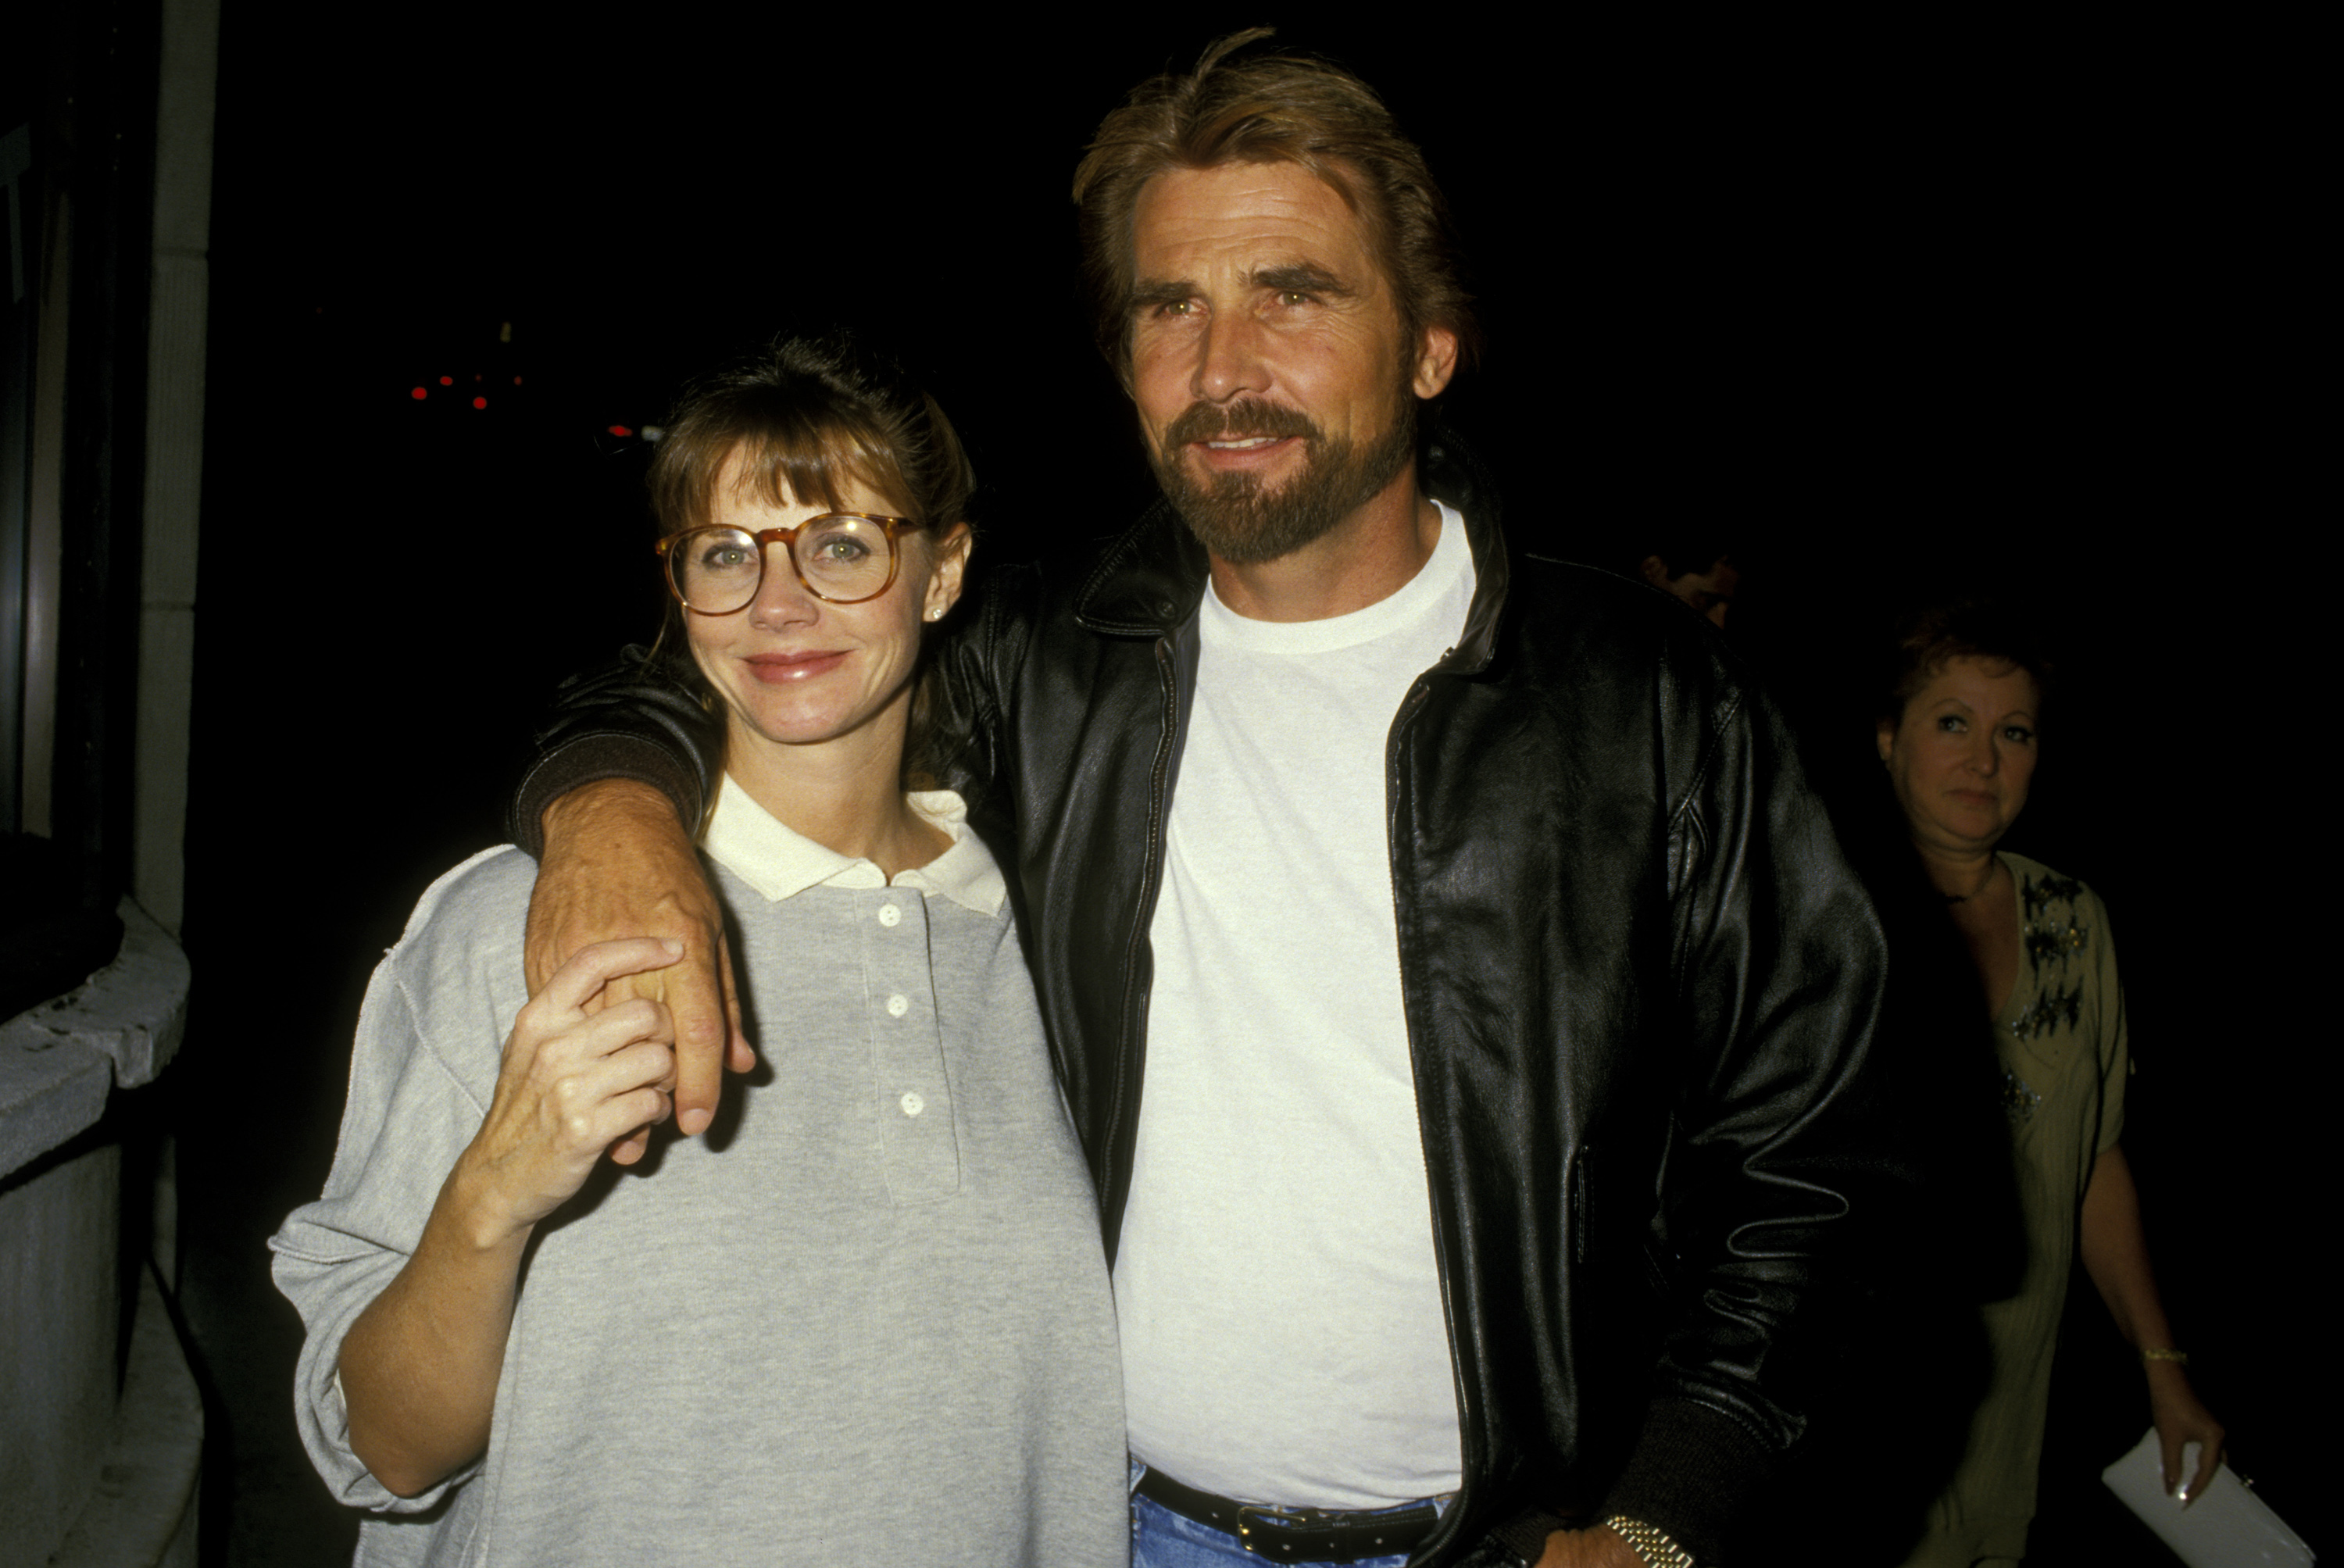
<box><xmin>1599</xmin><ymin>1397</ymin><xmax>1776</xmax><ymax>1565</ymax></box>
<box><xmin>508</xmin><ymin>734</ymin><xmax>705</xmax><ymax>857</ymax></box>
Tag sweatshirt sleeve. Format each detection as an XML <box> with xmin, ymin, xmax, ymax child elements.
<box><xmin>267</xmin><ymin>852</ymin><xmax>528</xmax><ymax>1512</ymax></box>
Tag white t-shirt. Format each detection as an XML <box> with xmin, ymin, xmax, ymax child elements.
<box><xmin>1115</xmin><ymin>503</ymin><xmax>1474</xmax><ymax>1508</ymax></box>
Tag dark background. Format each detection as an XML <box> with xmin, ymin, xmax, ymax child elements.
<box><xmin>171</xmin><ymin>8</ymin><xmax>2321</xmax><ymax>1564</ymax></box>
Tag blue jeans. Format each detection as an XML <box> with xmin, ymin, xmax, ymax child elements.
<box><xmin>1129</xmin><ymin>1463</ymin><xmax>1440</xmax><ymax>1568</ymax></box>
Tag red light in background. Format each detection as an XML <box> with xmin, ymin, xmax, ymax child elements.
<box><xmin>438</xmin><ymin>375</ymin><xmax>453</xmax><ymax>386</ymax></box>
<box><xmin>410</xmin><ymin>387</ymin><xmax>427</xmax><ymax>400</ymax></box>
<box><xmin>473</xmin><ymin>396</ymin><xmax>488</xmax><ymax>409</ymax></box>
<box><xmin>608</xmin><ymin>425</ymin><xmax>633</xmax><ymax>437</ymax></box>
<box><xmin>513</xmin><ymin>376</ymin><xmax>523</xmax><ymax>385</ymax></box>
<box><xmin>473</xmin><ymin>373</ymin><xmax>482</xmax><ymax>382</ymax></box>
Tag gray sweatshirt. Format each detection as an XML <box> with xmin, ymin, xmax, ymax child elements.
<box><xmin>271</xmin><ymin>786</ymin><xmax>1127</xmax><ymax>1566</ymax></box>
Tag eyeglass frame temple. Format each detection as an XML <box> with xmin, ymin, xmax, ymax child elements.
<box><xmin>654</xmin><ymin>514</ymin><xmax>917</xmax><ymax>611</ymax></box>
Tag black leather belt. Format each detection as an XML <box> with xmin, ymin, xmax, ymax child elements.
<box><xmin>1134</xmin><ymin>1466</ymin><xmax>1442</xmax><ymax>1563</ymax></box>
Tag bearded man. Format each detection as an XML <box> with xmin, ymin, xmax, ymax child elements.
<box><xmin>516</xmin><ymin>33</ymin><xmax>1887</xmax><ymax>1568</ymax></box>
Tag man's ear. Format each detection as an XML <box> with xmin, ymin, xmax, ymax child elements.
<box><xmin>924</xmin><ymin>524</ymin><xmax>974</xmax><ymax>622</ymax></box>
<box><xmin>1875</xmin><ymin>718</ymin><xmax>1898</xmax><ymax>764</ymax></box>
<box><xmin>1411</xmin><ymin>325</ymin><xmax>1460</xmax><ymax>401</ymax></box>
<box><xmin>1638</xmin><ymin>555</ymin><xmax>1674</xmax><ymax>590</ymax></box>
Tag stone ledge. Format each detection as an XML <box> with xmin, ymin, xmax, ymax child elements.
<box><xmin>0</xmin><ymin>898</ymin><xmax>191</xmax><ymax>1182</ymax></box>
<box><xmin>3</xmin><ymin>898</ymin><xmax>191</xmax><ymax>1088</ymax></box>
<box><xmin>0</xmin><ymin>1035</ymin><xmax>112</xmax><ymax>1184</ymax></box>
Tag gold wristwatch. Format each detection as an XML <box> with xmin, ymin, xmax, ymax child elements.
<box><xmin>1604</xmin><ymin>1514</ymin><xmax>1695</xmax><ymax>1567</ymax></box>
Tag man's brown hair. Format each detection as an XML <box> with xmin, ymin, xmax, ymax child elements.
<box><xmin>1071</xmin><ymin>29</ymin><xmax>1481</xmax><ymax>382</ymax></box>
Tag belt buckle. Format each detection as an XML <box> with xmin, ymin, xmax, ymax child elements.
<box><xmin>1235</xmin><ymin>1502</ymin><xmax>1325</xmax><ymax>1561</ymax></box>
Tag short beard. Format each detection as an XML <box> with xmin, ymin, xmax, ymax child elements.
<box><xmin>1150</xmin><ymin>395</ymin><xmax>1417</xmax><ymax>566</ymax></box>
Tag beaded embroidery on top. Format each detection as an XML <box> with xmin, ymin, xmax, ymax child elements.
<box><xmin>2000</xmin><ymin>1070</ymin><xmax>2043</xmax><ymax>1122</ymax></box>
<box><xmin>2009</xmin><ymin>872</ymin><xmax>2091</xmax><ymax>1041</ymax></box>
<box><xmin>2009</xmin><ymin>984</ymin><xmax>2084</xmax><ymax>1041</ymax></box>
<box><xmin>2000</xmin><ymin>870</ymin><xmax>2096</xmax><ymax>1118</ymax></box>
<box><xmin>2019</xmin><ymin>870</ymin><xmax>2084</xmax><ymax>920</ymax></box>
<box><xmin>2024</xmin><ymin>919</ymin><xmax>2088</xmax><ymax>974</ymax></box>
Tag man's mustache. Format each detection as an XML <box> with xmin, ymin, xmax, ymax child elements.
<box><xmin>1161</xmin><ymin>399</ymin><xmax>1323</xmax><ymax>449</ymax></box>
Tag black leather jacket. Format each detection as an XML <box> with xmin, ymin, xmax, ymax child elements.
<box><xmin>515</xmin><ymin>440</ymin><xmax>1887</xmax><ymax>1566</ymax></box>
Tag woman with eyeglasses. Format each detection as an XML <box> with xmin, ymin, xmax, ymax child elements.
<box><xmin>271</xmin><ymin>336</ymin><xmax>1127</xmax><ymax>1566</ymax></box>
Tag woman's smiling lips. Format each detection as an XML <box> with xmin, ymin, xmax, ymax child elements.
<box><xmin>744</xmin><ymin>650</ymin><xmax>848</xmax><ymax>684</ymax></box>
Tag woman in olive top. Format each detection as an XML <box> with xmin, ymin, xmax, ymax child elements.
<box><xmin>1876</xmin><ymin>606</ymin><xmax>2222</xmax><ymax>1568</ymax></box>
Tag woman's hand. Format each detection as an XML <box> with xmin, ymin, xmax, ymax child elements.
<box><xmin>2077</xmin><ymin>1144</ymin><xmax>2228</xmax><ymax>1504</ymax></box>
<box><xmin>343</xmin><ymin>936</ymin><xmax>682</xmax><ymax>1497</ymax></box>
<box><xmin>2148</xmin><ymin>1361</ymin><xmax>2226</xmax><ymax>1502</ymax></box>
<box><xmin>460</xmin><ymin>936</ymin><xmax>684</xmax><ymax>1242</ymax></box>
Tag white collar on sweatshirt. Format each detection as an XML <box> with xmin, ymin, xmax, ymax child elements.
<box><xmin>699</xmin><ymin>773</ymin><xmax>1004</xmax><ymax>916</ymax></box>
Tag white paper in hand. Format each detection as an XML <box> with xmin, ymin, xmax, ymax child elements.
<box><xmin>2100</xmin><ymin>1428</ymin><xmax>2314</xmax><ymax>1567</ymax></box>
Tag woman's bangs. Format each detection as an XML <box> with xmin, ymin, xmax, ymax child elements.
<box><xmin>723</xmin><ymin>415</ymin><xmax>912</xmax><ymax>523</ymax></box>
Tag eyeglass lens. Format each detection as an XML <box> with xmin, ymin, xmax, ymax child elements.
<box><xmin>670</xmin><ymin>520</ymin><xmax>893</xmax><ymax>610</ymax></box>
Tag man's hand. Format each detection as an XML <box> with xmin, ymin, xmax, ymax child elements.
<box><xmin>527</xmin><ymin>779</ymin><xmax>752</xmax><ymax>1159</ymax></box>
<box><xmin>1534</xmin><ymin>1525</ymin><xmax>1645</xmax><ymax>1567</ymax></box>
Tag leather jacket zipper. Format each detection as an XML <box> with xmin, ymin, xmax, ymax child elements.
<box><xmin>1102</xmin><ymin>633</ymin><xmax>1185</xmax><ymax>1236</ymax></box>
<box><xmin>1386</xmin><ymin>673</ymin><xmax>1478</xmax><ymax>1560</ymax></box>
